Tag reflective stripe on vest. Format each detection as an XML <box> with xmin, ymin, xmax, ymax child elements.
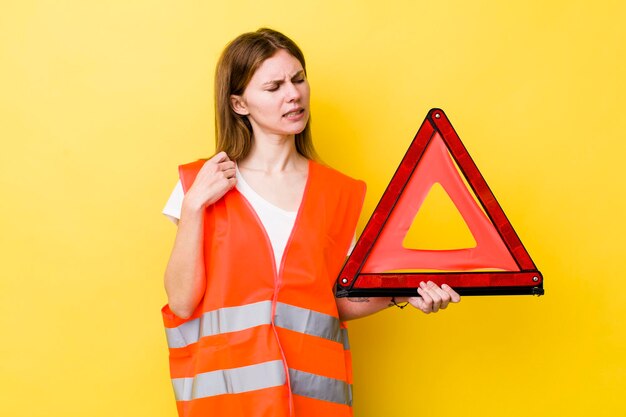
<box><xmin>340</xmin><ymin>328</ymin><xmax>350</xmax><ymax>350</ymax></box>
<box><xmin>165</xmin><ymin>301</ymin><xmax>350</xmax><ymax>350</ymax></box>
<box><xmin>165</xmin><ymin>300</ymin><xmax>272</xmax><ymax>348</ymax></box>
<box><xmin>172</xmin><ymin>360</ymin><xmax>285</xmax><ymax>401</ymax></box>
<box><xmin>171</xmin><ymin>360</ymin><xmax>352</xmax><ymax>406</ymax></box>
<box><xmin>275</xmin><ymin>302</ymin><xmax>340</xmax><ymax>343</ymax></box>
<box><xmin>289</xmin><ymin>368</ymin><xmax>353</xmax><ymax>406</ymax></box>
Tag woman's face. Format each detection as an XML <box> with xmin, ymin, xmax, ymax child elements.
<box><xmin>231</xmin><ymin>49</ymin><xmax>310</xmax><ymax>139</ymax></box>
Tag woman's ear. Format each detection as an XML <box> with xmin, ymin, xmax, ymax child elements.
<box><xmin>230</xmin><ymin>95</ymin><xmax>249</xmax><ymax>116</ymax></box>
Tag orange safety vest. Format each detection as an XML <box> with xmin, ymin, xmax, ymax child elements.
<box><xmin>162</xmin><ymin>159</ymin><xmax>366</xmax><ymax>417</ymax></box>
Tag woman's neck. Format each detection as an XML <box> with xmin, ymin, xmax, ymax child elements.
<box><xmin>239</xmin><ymin>134</ymin><xmax>306</xmax><ymax>173</ymax></box>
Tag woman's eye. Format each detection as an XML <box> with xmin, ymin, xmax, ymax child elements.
<box><xmin>266</xmin><ymin>85</ymin><xmax>279</xmax><ymax>92</ymax></box>
<box><xmin>294</xmin><ymin>78</ymin><xmax>305</xmax><ymax>84</ymax></box>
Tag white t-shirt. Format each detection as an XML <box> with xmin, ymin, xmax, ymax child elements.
<box><xmin>162</xmin><ymin>166</ymin><xmax>356</xmax><ymax>270</ymax></box>
<box><xmin>163</xmin><ymin>166</ymin><xmax>297</xmax><ymax>270</ymax></box>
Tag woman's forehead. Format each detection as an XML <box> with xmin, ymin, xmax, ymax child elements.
<box><xmin>251</xmin><ymin>50</ymin><xmax>304</xmax><ymax>82</ymax></box>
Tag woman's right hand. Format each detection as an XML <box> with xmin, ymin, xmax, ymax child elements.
<box><xmin>182</xmin><ymin>151</ymin><xmax>237</xmax><ymax>211</ymax></box>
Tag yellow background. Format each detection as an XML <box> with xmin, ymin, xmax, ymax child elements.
<box><xmin>1</xmin><ymin>1</ymin><xmax>624</xmax><ymax>416</ymax></box>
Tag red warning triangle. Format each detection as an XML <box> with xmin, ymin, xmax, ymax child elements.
<box><xmin>336</xmin><ymin>109</ymin><xmax>543</xmax><ymax>297</ymax></box>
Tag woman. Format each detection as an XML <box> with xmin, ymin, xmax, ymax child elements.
<box><xmin>162</xmin><ymin>28</ymin><xmax>460</xmax><ymax>417</ymax></box>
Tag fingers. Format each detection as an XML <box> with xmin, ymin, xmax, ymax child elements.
<box><xmin>188</xmin><ymin>153</ymin><xmax>237</xmax><ymax>208</ymax></box>
<box><xmin>200</xmin><ymin>155</ymin><xmax>236</xmax><ymax>179</ymax></box>
<box><xmin>412</xmin><ymin>281</ymin><xmax>461</xmax><ymax>314</ymax></box>
<box><xmin>208</xmin><ymin>151</ymin><xmax>230</xmax><ymax>163</ymax></box>
<box><xmin>442</xmin><ymin>283</ymin><xmax>461</xmax><ymax>304</ymax></box>
<box><xmin>410</xmin><ymin>291</ymin><xmax>432</xmax><ymax>314</ymax></box>
<box><xmin>217</xmin><ymin>161</ymin><xmax>236</xmax><ymax>178</ymax></box>
<box><xmin>420</xmin><ymin>281</ymin><xmax>450</xmax><ymax>313</ymax></box>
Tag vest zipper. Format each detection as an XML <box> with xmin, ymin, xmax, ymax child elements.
<box><xmin>235</xmin><ymin>160</ymin><xmax>312</xmax><ymax>417</ymax></box>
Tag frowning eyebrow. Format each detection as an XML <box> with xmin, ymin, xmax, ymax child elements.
<box><xmin>262</xmin><ymin>70</ymin><xmax>305</xmax><ymax>85</ymax></box>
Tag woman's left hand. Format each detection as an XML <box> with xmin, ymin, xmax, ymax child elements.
<box><xmin>401</xmin><ymin>281</ymin><xmax>461</xmax><ymax>314</ymax></box>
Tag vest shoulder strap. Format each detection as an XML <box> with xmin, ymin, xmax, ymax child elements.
<box><xmin>311</xmin><ymin>161</ymin><xmax>367</xmax><ymax>211</ymax></box>
<box><xmin>178</xmin><ymin>159</ymin><xmax>207</xmax><ymax>193</ymax></box>
<box><xmin>313</xmin><ymin>160</ymin><xmax>365</xmax><ymax>185</ymax></box>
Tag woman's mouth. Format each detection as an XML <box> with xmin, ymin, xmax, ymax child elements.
<box><xmin>283</xmin><ymin>108</ymin><xmax>305</xmax><ymax>119</ymax></box>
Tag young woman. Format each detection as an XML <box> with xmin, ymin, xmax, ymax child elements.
<box><xmin>162</xmin><ymin>28</ymin><xmax>460</xmax><ymax>417</ymax></box>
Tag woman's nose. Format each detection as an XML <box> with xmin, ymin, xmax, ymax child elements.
<box><xmin>285</xmin><ymin>82</ymin><xmax>301</xmax><ymax>101</ymax></box>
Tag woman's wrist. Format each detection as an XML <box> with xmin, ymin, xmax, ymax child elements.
<box><xmin>390</xmin><ymin>296</ymin><xmax>410</xmax><ymax>309</ymax></box>
<box><xmin>180</xmin><ymin>197</ymin><xmax>207</xmax><ymax>220</ymax></box>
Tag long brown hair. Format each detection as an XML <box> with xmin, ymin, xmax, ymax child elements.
<box><xmin>214</xmin><ymin>28</ymin><xmax>317</xmax><ymax>161</ymax></box>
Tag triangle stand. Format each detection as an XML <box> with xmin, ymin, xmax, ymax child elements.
<box><xmin>336</xmin><ymin>108</ymin><xmax>544</xmax><ymax>297</ymax></box>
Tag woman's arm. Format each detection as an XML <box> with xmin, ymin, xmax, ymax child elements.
<box><xmin>336</xmin><ymin>281</ymin><xmax>461</xmax><ymax>321</ymax></box>
<box><xmin>164</xmin><ymin>152</ymin><xmax>236</xmax><ymax>319</ymax></box>
<box><xmin>163</xmin><ymin>203</ymin><xmax>207</xmax><ymax>319</ymax></box>
<box><xmin>335</xmin><ymin>296</ymin><xmax>394</xmax><ymax>321</ymax></box>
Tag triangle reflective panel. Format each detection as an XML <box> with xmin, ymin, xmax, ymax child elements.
<box><xmin>336</xmin><ymin>108</ymin><xmax>544</xmax><ymax>297</ymax></box>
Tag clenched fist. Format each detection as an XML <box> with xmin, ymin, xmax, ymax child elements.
<box><xmin>182</xmin><ymin>152</ymin><xmax>237</xmax><ymax>211</ymax></box>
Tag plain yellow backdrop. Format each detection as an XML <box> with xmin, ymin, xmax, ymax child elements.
<box><xmin>1</xmin><ymin>1</ymin><xmax>625</xmax><ymax>416</ymax></box>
